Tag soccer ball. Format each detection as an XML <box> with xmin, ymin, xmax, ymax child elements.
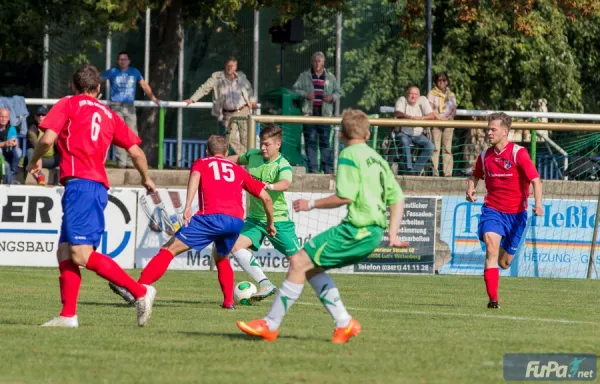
<box><xmin>234</xmin><ymin>281</ymin><xmax>257</xmax><ymax>305</ymax></box>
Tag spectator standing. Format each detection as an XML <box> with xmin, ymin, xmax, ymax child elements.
<box><xmin>293</xmin><ymin>52</ymin><xmax>340</xmax><ymax>174</ymax></box>
<box><xmin>184</xmin><ymin>57</ymin><xmax>257</xmax><ymax>155</ymax></box>
<box><xmin>101</xmin><ymin>51</ymin><xmax>160</xmax><ymax>168</ymax></box>
<box><xmin>427</xmin><ymin>72</ymin><xmax>457</xmax><ymax>177</ymax></box>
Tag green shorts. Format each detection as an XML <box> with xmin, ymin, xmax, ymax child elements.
<box><xmin>304</xmin><ymin>222</ymin><xmax>384</xmax><ymax>269</ymax></box>
<box><xmin>240</xmin><ymin>217</ymin><xmax>300</xmax><ymax>257</ymax></box>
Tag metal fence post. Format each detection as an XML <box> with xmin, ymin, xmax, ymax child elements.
<box><xmin>158</xmin><ymin>106</ymin><xmax>165</xmax><ymax>169</ymax></box>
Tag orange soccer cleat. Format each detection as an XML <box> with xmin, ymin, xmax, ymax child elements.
<box><xmin>331</xmin><ymin>318</ymin><xmax>362</xmax><ymax>344</ymax></box>
<box><xmin>236</xmin><ymin>319</ymin><xmax>279</xmax><ymax>342</ymax></box>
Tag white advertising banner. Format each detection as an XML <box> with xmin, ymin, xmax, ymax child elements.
<box><xmin>0</xmin><ymin>185</ymin><xmax>138</xmax><ymax>268</ymax></box>
<box><xmin>135</xmin><ymin>190</ymin><xmax>350</xmax><ymax>273</ymax></box>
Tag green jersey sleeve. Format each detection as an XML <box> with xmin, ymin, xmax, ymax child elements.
<box><xmin>238</xmin><ymin>148</ymin><xmax>261</xmax><ymax>165</ymax></box>
<box><xmin>384</xmin><ymin>165</ymin><xmax>404</xmax><ymax>205</ymax></box>
<box><xmin>335</xmin><ymin>157</ymin><xmax>360</xmax><ymax>201</ymax></box>
<box><xmin>277</xmin><ymin>165</ymin><xmax>293</xmax><ymax>182</ymax></box>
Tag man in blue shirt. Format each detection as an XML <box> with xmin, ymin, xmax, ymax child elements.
<box><xmin>102</xmin><ymin>51</ymin><xmax>160</xmax><ymax>168</ymax></box>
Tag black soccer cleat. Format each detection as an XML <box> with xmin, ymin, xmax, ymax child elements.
<box><xmin>222</xmin><ymin>304</ymin><xmax>236</xmax><ymax>310</ymax></box>
<box><xmin>109</xmin><ymin>282</ymin><xmax>136</xmax><ymax>305</ymax></box>
<box><xmin>487</xmin><ymin>300</ymin><xmax>500</xmax><ymax>309</ymax></box>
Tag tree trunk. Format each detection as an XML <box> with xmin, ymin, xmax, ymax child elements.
<box><xmin>139</xmin><ymin>0</ymin><xmax>183</xmax><ymax>167</ymax></box>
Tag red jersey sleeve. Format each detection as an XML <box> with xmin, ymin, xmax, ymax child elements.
<box><xmin>112</xmin><ymin>114</ymin><xmax>142</xmax><ymax>150</ymax></box>
<box><xmin>190</xmin><ymin>159</ymin><xmax>203</xmax><ymax>174</ymax></box>
<box><xmin>472</xmin><ymin>152</ymin><xmax>485</xmax><ymax>179</ymax></box>
<box><xmin>516</xmin><ymin>148</ymin><xmax>540</xmax><ymax>181</ymax></box>
<box><xmin>39</xmin><ymin>97</ymin><xmax>71</xmax><ymax>134</ymax></box>
<box><xmin>240</xmin><ymin>167</ymin><xmax>265</xmax><ymax>198</ymax></box>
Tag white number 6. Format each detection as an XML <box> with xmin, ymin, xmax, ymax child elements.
<box><xmin>91</xmin><ymin>112</ymin><xmax>101</xmax><ymax>141</ymax></box>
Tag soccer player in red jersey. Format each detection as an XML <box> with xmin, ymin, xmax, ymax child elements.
<box><xmin>27</xmin><ymin>65</ymin><xmax>158</xmax><ymax>328</ymax></box>
<box><xmin>109</xmin><ymin>135</ymin><xmax>276</xmax><ymax>309</ymax></box>
<box><xmin>466</xmin><ymin>112</ymin><xmax>544</xmax><ymax>308</ymax></box>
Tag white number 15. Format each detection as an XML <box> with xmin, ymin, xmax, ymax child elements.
<box><xmin>208</xmin><ymin>161</ymin><xmax>235</xmax><ymax>182</ymax></box>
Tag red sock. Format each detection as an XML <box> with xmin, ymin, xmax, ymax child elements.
<box><xmin>86</xmin><ymin>251</ymin><xmax>147</xmax><ymax>299</ymax></box>
<box><xmin>58</xmin><ymin>260</ymin><xmax>81</xmax><ymax>317</ymax></box>
<box><xmin>138</xmin><ymin>248</ymin><xmax>175</xmax><ymax>285</ymax></box>
<box><xmin>484</xmin><ymin>267</ymin><xmax>499</xmax><ymax>302</ymax></box>
<box><xmin>216</xmin><ymin>257</ymin><xmax>234</xmax><ymax>307</ymax></box>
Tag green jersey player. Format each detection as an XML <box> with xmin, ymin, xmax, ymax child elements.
<box><xmin>237</xmin><ymin>109</ymin><xmax>407</xmax><ymax>343</ymax></box>
<box><xmin>212</xmin><ymin>124</ymin><xmax>301</xmax><ymax>300</ymax></box>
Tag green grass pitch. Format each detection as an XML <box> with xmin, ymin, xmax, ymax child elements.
<box><xmin>0</xmin><ymin>267</ymin><xmax>598</xmax><ymax>383</ymax></box>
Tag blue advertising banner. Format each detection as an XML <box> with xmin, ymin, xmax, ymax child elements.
<box><xmin>438</xmin><ymin>197</ymin><xmax>600</xmax><ymax>278</ymax></box>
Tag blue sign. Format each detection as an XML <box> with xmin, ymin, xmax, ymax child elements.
<box><xmin>438</xmin><ymin>197</ymin><xmax>600</xmax><ymax>278</ymax></box>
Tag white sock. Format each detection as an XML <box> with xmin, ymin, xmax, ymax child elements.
<box><xmin>309</xmin><ymin>272</ymin><xmax>352</xmax><ymax>328</ymax></box>
<box><xmin>264</xmin><ymin>280</ymin><xmax>303</xmax><ymax>331</ymax></box>
<box><xmin>232</xmin><ymin>249</ymin><xmax>268</xmax><ymax>284</ymax></box>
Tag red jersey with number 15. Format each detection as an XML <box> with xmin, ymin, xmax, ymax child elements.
<box><xmin>473</xmin><ymin>142</ymin><xmax>540</xmax><ymax>214</ymax></box>
<box><xmin>191</xmin><ymin>156</ymin><xmax>265</xmax><ymax>220</ymax></box>
<box><xmin>39</xmin><ymin>94</ymin><xmax>141</xmax><ymax>189</ymax></box>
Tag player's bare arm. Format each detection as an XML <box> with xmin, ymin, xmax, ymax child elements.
<box><xmin>388</xmin><ymin>199</ymin><xmax>409</xmax><ymax>248</ymax></box>
<box><xmin>293</xmin><ymin>194</ymin><xmax>352</xmax><ymax>212</ymax></box>
<box><xmin>27</xmin><ymin>130</ymin><xmax>58</xmax><ymax>174</ymax></box>
<box><xmin>257</xmin><ymin>189</ymin><xmax>276</xmax><ymax>237</ymax></box>
<box><xmin>183</xmin><ymin>170</ymin><xmax>201</xmax><ymax>227</ymax></box>
<box><xmin>531</xmin><ymin>177</ymin><xmax>544</xmax><ymax>216</ymax></box>
<box><xmin>128</xmin><ymin>145</ymin><xmax>156</xmax><ymax>194</ymax></box>
<box><xmin>265</xmin><ymin>179</ymin><xmax>291</xmax><ymax>192</ymax></box>
<box><xmin>138</xmin><ymin>79</ymin><xmax>161</xmax><ymax>105</ymax></box>
<box><xmin>466</xmin><ymin>176</ymin><xmax>479</xmax><ymax>202</ymax></box>
<box><xmin>226</xmin><ymin>154</ymin><xmax>241</xmax><ymax>163</ymax></box>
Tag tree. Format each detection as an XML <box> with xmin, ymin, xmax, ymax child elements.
<box><xmin>0</xmin><ymin>0</ymin><xmax>347</xmax><ymax>165</ymax></box>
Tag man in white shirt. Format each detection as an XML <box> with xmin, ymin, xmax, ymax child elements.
<box><xmin>393</xmin><ymin>87</ymin><xmax>438</xmax><ymax>175</ymax></box>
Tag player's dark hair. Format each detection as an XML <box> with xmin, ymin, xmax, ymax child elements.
<box><xmin>207</xmin><ymin>135</ymin><xmax>229</xmax><ymax>156</ymax></box>
<box><xmin>72</xmin><ymin>65</ymin><xmax>102</xmax><ymax>94</ymax></box>
<box><xmin>487</xmin><ymin>112</ymin><xmax>512</xmax><ymax>129</ymax></box>
<box><xmin>225</xmin><ymin>56</ymin><xmax>237</xmax><ymax>64</ymax></box>
<box><xmin>259</xmin><ymin>125</ymin><xmax>283</xmax><ymax>142</ymax></box>
<box><xmin>117</xmin><ymin>51</ymin><xmax>130</xmax><ymax>59</ymax></box>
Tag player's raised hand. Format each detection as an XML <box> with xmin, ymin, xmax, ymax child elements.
<box><xmin>293</xmin><ymin>199</ymin><xmax>310</xmax><ymax>212</ymax></box>
<box><xmin>142</xmin><ymin>178</ymin><xmax>156</xmax><ymax>194</ymax></box>
<box><xmin>266</xmin><ymin>222</ymin><xmax>277</xmax><ymax>237</ymax></box>
<box><xmin>533</xmin><ymin>205</ymin><xmax>544</xmax><ymax>216</ymax></box>
<box><xmin>183</xmin><ymin>206</ymin><xmax>193</xmax><ymax>227</ymax></box>
<box><xmin>26</xmin><ymin>159</ymin><xmax>42</xmax><ymax>175</ymax></box>
<box><xmin>466</xmin><ymin>188</ymin><xmax>477</xmax><ymax>202</ymax></box>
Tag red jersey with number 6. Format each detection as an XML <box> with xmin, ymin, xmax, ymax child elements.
<box><xmin>191</xmin><ymin>156</ymin><xmax>265</xmax><ymax>220</ymax></box>
<box><xmin>39</xmin><ymin>94</ymin><xmax>141</xmax><ymax>189</ymax></box>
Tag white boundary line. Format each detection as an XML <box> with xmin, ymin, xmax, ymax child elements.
<box><xmin>295</xmin><ymin>302</ymin><xmax>598</xmax><ymax>325</ymax></box>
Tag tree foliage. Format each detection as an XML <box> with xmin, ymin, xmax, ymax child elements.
<box><xmin>338</xmin><ymin>0</ymin><xmax>600</xmax><ymax>113</ymax></box>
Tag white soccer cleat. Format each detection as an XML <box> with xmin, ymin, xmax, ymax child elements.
<box><xmin>136</xmin><ymin>285</ymin><xmax>157</xmax><ymax>327</ymax></box>
<box><xmin>41</xmin><ymin>315</ymin><xmax>79</xmax><ymax>328</ymax></box>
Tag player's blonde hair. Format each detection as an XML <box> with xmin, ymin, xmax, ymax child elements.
<box><xmin>207</xmin><ymin>135</ymin><xmax>229</xmax><ymax>156</ymax></box>
<box><xmin>259</xmin><ymin>124</ymin><xmax>283</xmax><ymax>142</ymax></box>
<box><xmin>341</xmin><ymin>108</ymin><xmax>370</xmax><ymax>139</ymax></box>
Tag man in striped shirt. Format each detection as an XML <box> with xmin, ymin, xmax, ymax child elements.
<box><xmin>293</xmin><ymin>52</ymin><xmax>341</xmax><ymax>174</ymax></box>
